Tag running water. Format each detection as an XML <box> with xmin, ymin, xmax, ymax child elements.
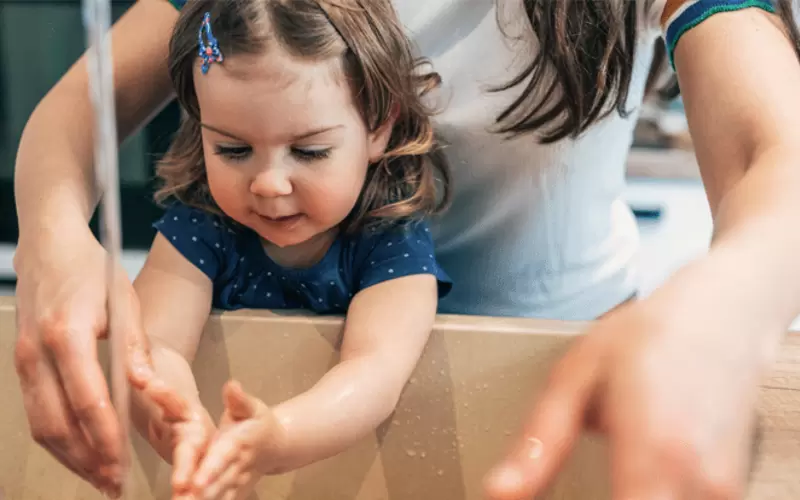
<box><xmin>82</xmin><ymin>0</ymin><xmax>131</xmax><ymax>496</ymax></box>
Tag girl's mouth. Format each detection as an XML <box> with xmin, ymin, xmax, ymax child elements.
<box><xmin>257</xmin><ymin>212</ymin><xmax>305</xmax><ymax>227</ymax></box>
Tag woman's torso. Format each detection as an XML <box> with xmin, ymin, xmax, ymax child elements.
<box><xmin>394</xmin><ymin>0</ymin><xmax>663</xmax><ymax>319</ymax></box>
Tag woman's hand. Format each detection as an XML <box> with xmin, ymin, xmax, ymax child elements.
<box><xmin>484</xmin><ymin>284</ymin><xmax>769</xmax><ymax>500</ymax></box>
<box><xmin>190</xmin><ymin>381</ymin><xmax>287</xmax><ymax>500</ymax></box>
<box><xmin>13</xmin><ymin>228</ymin><xmax>152</xmax><ymax>497</ymax></box>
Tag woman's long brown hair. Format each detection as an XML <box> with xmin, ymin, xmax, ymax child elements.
<box><xmin>494</xmin><ymin>0</ymin><xmax>800</xmax><ymax>144</ymax></box>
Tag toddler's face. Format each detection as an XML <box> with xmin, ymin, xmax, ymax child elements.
<box><xmin>194</xmin><ymin>48</ymin><xmax>391</xmax><ymax>249</ymax></box>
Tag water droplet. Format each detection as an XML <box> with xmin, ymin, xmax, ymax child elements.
<box><xmin>505</xmin><ymin>430</ymin><xmax>512</xmax><ymax>436</ymax></box>
<box><xmin>463</xmin><ymin>403</ymin><xmax>469</xmax><ymax>408</ymax></box>
<box><xmin>416</xmin><ymin>415</ymin><xmax>421</xmax><ymax>421</ymax></box>
<box><xmin>406</xmin><ymin>449</ymin><xmax>417</xmax><ymax>457</ymax></box>
<box><xmin>421</xmin><ymin>452</ymin><xmax>427</xmax><ymax>458</ymax></box>
<box><xmin>483</xmin><ymin>383</ymin><xmax>489</xmax><ymax>389</ymax></box>
<box><xmin>484</xmin><ymin>426</ymin><xmax>490</xmax><ymax>432</ymax></box>
<box><xmin>410</xmin><ymin>378</ymin><xmax>417</xmax><ymax>384</ymax></box>
<box><xmin>439</xmin><ymin>369</ymin><xmax>445</xmax><ymax>376</ymax></box>
<box><xmin>393</xmin><ymin>420</ymin><xmax>401</xmax><ymax>426</ymax></box>
<box><xmin>437</xmin><ymin>469</ymin><xmax>444</xmax><ymax>476</ymax></box>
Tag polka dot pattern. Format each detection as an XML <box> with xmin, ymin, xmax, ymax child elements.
<box><xmin>154</xmin><ymin>203</ymin><xmax>452</xmax><ymax>314</ymax></box>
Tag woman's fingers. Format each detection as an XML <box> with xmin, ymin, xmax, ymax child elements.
<box><xmin>53</xmin><ymin>336</ymin><xmax>123</xmax><ymax>481</ymax></box>
<box><xmin>15</xmin><ymin>333</ymin><xmax>107</xmax><ymax>489</ymax></box>
<box><xmin>484</xmin><ymin>335</ymin><xmax>604</xmax><ymax>500</ymax></box>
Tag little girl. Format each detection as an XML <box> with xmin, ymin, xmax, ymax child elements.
<box><xmin>128</xmin><ymin>1</ymin><xmax>452</xmax><ymax>498</ymax></box>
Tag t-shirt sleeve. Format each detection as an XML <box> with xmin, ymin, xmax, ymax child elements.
<box><xmin>649</xmin><ymin>0</ymin><xmax>777</xmax><ymax>69</ymax></box>
<box><xmin>153</xmin><ymin>203</ymin><xmax>231</xmax><ymax>281</ymax></box>
<box><xmin>353</xmin><ymin>221</ymin><xmax>452</xmax><ymax>298</ymax></box>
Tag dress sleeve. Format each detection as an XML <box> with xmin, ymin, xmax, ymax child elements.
<box><xmin>649</xmin><ymin>0</ymin><xmax>777</xmax><ymax>68</ymax></box>
<box><xmin>353</xmin><ymin>221</ymin><xmax>453</xmax><ymax>298</ymax></box>
<box><xmin>153</xmin><ymin>203</ymin><xmax>232</xmax><ymax>281</ymax></box>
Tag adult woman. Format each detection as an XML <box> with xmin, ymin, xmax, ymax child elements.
<box><xmin>13</xmin><ymin>0</ymin><xmax>800</xmax><ymax>498</ymax></box>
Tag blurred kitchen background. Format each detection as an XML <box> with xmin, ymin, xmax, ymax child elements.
<box><xmin>0</xmin><ymin>1</ymin><xmax>717</xmax><ymax>318</ymax></box>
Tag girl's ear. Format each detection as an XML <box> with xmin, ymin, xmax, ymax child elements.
<box><xmin>367</xmin><ymin>104</ymin><xmax>400</xmax><ymax>162</ymax></box>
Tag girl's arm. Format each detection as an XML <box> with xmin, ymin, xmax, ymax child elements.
<box><xmin>264</xmin><ymin>274</ymin><xmax>438</xmax><ymax>474</ymax></box>
<box><xmin>130</xmin><ymin>232</ymin><xmax>215</xmax><ymax>452</ymax></box>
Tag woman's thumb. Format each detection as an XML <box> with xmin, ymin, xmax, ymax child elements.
<box><xmin>223</xmin><ymin>380</ymin><xmax>258</xmax><ymax>421</ymax></box>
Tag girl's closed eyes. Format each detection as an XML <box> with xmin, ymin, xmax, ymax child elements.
<box><xmin>212</xmin><ymin>144</ymin><xmax>332</xmax><ymax>162</ymax></box>
<box><xmin>214</xmin><ymin>144</ymin><xmax>251</xmax><ymax>161</ymax></box>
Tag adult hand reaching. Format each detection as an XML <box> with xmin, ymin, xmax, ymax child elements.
<box><xmin>484</xmin><ymin>281</ymin><xmax>770</xmax><ymax>500</ymax></box>
<box><xmin>13</xmin><ymin>229</ymin><xmax>152</xmax><ymax>497</ymax></box>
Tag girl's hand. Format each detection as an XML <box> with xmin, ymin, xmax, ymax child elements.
<box><xmin>134</xmin><ymin>377</ymin><xmax>216</xmax><ymax>498</ymax></box>
<box><xmin>191</xmin><ymin>380</ymin><xmax>287</xmax><ymax>500</ymax></box>
<box><xmin>484</xmin><ymin>294</ymin><xmax>765</xmax><ymax>500</ymax></box>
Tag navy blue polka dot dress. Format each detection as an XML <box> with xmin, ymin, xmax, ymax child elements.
<box><xmin>153</xmin><ymin>203</ymin><xmax>452</xmax><ymax>313</ymax></box>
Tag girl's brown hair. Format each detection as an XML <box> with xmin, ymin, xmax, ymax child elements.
<box><xmin>495</xmin><ymin>0</ymin><xmax>800</xmax><ymax>144</ymax></box>
<box><xmin>155</xmin><ymin>0</ymin><xmax>451</xmax><ymax>233</ymax></box>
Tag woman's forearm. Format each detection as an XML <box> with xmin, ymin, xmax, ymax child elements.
<box><xmin>14</xmin><ymin>90</ymin><xmax>100</xmax><ymax>242</ymax></box>
<box><xmin>653</xmin><ymin>147</ymin><xmax>800</xmax><ymax>365</ymax></box>
<box><xmin>15</xmin><ymin>0</ymin><xmax>179</xmax><ymax>244</ymax></box>
<box><xmin>267</xmin><ymin>355</ymin><xmax>404</xmax><ymax>474</ymax></box>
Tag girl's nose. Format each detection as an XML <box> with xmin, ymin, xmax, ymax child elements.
<box><xmin>250</xmin><ymin>167</ymin><xmax>293</xmax><ymax>198</ymax></box>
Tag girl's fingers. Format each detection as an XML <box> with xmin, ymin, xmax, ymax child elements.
<box><xmin>146</xmin><ymin>382</ymin><xmax>190</xmax><ymax>423</ymax></box>
<box><xmin>172</xmin><ymin>428</ymin><xmax>207</xmax><ymax>492</ymax></box>
<box><xmin>222</xmin><ymin>380</ymin><xmax>258</xmax><ymax>421</ymax></box>
<box><xmin>201</xmin><ymin>461</ymin><xmax>243</xmax><ymax>500</ymax></box>
<box><xmin>193</xmin><ymin>436</ymin><xmax>240</xmax><ymax>489</ymax></box>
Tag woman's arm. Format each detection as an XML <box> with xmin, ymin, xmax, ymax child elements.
<box><xmin>484</xmin><ymin>8</ymin><xmax>800</xmax><ymax>500</ymax></box>
<box><xmin>664</xmin><ymin>7</ymin><xmax>800</xmax><ymax>360</ymax></box>
<box><xmin>15</xmin><ymin>0</ymin><xmax>177</xmax><ymax>235</ymax></box>
<box><xmin>264</xmin><ymin>274</ymin><xmax>438</xmax><ymax>474</ymax></box>
<box><xmin>12</xmin><ymin>1</ymin><xmax>180</xmax><ymax>492</ymax></box>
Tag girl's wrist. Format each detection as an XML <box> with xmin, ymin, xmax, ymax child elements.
<box><xmin>255</xmin><ymin>411</ymin><xmax>292</xmax><ymax>476</ymax></box>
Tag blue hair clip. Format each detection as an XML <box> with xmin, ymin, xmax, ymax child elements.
<box><xmin>198</xmin><ymin>12</ymin><xmax>223</xmax><ymax>74</ymax></box>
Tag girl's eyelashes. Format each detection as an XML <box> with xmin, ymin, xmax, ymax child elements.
<box><xmin>292</xmin><ymin>147</ymin><xmax>332</xmax><ymax>162</ymax></box>
<box><xmin>213</xmin><ymin>144</ymin><xmax>252</xmax><ymax>161</ymax></box>
<box><xmin>212</xmin><ymin>144</ymin><xmax>332</xmax><ymax>163</ymax></box>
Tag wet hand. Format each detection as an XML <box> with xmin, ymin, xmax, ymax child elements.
<box><xmin>13</xmin><ymin>232</ymin><xmax>152</xmax><ymax>497</ymax></box>
<box><xmin>132</xmin><ymin>375</ymin><xmax>216</xmax><ymax>499</ymax></box>
<box><xmin>191</xmin><ymin>380</ymin><xmax>286</xmax><ymax>500</ymax></box>
<box><xmin>484</xmin><ymin>298</ymin><xmax>764</xmax><ymax>500</ymax></box>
